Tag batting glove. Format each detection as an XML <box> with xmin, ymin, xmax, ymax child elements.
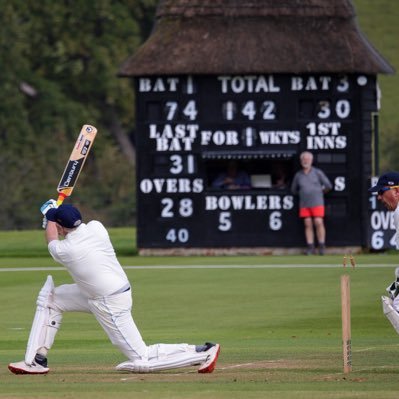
<box><xmin>40</xmin><ymin>199</ymin><xmax>58</xmax><ymax>216</ymax></box>
<box><xmin>42</xmin><ymin>216</ymin><xmax>48</xmax><ymax>229</ymax></box>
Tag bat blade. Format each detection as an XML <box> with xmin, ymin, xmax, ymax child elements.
<box><xmin>56</xmin><ymin>124</ymin><xmax>97</xmax><ymax>205</ymax></box>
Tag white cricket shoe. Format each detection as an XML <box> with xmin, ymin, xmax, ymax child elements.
<box><xmin>8</xmin><ymin>360</ymin><xmax>49</xmax><ymax>375</ymax></box>
<box><xmin>198</xmin><ymin>343</ymin><xmax>220</xmax><ymax>373</ymax></box>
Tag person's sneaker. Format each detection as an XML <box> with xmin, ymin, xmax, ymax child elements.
<box><xmin>8</xmin><ymin>360</ymin><xmax>49</xmax><ymax>375</ymax></box>
<box><xmin>304</xmin><ymin>244</ymin><xmax>315</xmax><ymax>255</ymax></box>
<box><xmin>196</xmin><ymin>342</ymin><xmax>216</xmax><ymax>352</ymax></box>
<box><xmin>318</xmin><ymin>244</ymin><xmax>326</xmax><ymax>256</ymax></box>
<box><xmin>34</xmin><ymin>353</ymin><xmax>48</xmax><ymax>368</ymax></box>
<box><xmin>198</xmin><ymin>343</ymin><xmax>220</xmax><ymax>373</ymax></box>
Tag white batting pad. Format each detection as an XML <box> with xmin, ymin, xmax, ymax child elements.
<box><xmin>116</xmin><ymin>351</ymin><xmax>207</xmax><ymax>373</ymax></box>
<box><xmin>25</xmin><ymin>276</ymin><xmax>54</xmax><ymax>365</ymax></box>
<box><xmin>381</xmin><ymin>295</ymin><xmax>399</xmax><ymax>334</ymax></box>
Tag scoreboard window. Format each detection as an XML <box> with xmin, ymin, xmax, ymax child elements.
<box><xmin>204</xmin><ymin>158</ymin><xmax>294</xmax><ymax>191</ymax></box>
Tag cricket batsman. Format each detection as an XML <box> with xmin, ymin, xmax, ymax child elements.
<box><xmin>8</xmin><ymin>200</ymin><xmax>220</xmax><ymax>374</ymax></box>
<box><xmin>368</xmin><ymin>172</ymin><xmax>399</xmax><ymax>333</ymax></box>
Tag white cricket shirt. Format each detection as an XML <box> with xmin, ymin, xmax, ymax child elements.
<box><xmin>394</xmin><ymin>205</ymin><xmax>399</xmax><ymax>249</ymax></box>
<box><xmin>48</xmin><ymin>221</ymin><xmax>130</xmax><ymax>298</ymax></box>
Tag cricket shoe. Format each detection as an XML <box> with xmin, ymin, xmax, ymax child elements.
<box><xmin>198</xmin><ymin>343</ymin><xmax>220</xmax><ymax>373</ymax></box>
<box><xmin>8</xmin><ymin>360</ymin><xmax>49</xmax><ymax>375</ymax></box>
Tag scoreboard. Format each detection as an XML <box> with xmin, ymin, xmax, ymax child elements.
<box><xmin>368</xmin><ymin>177</ymin><xmax>397</xmax><ymax>251</ymax></box>
<box><xmin>134</xmin><ymin>74</ymin><xmax>381</xmax><ymax>251</ymax></box>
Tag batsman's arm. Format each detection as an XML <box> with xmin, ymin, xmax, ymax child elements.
<box><xmin>42</xmin><ymin>206</ymin><xmax>58</xmax><ymax>242</ymax></box>
<box><xmin>45</xmin><ymin>221</ymin><xmax>59</xmax><ymax>244</ymax></box>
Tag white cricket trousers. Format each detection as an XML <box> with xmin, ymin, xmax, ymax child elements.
<box><xmin>50</xmin><ymin>284</ymin><xmax>201</xmax><ymax>363</ymax></box>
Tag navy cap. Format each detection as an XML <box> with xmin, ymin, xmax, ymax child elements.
<box><xmin>368</xmin><ymin>172</ymin><xmax>399</xmax><ymax>193</ymax></box>
<box><xmin>46</xmin><ymin>204</ymin><xmax>82</xmax><ymax>228</ymax></box>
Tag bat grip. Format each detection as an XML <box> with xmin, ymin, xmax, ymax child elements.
<box><xmin>56</xmin><ymin>193</ymin><xmax>67</xmax><ymax>206</ymax></box>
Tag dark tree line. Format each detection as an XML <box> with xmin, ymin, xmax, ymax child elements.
<box><xmin>0</xmin><ymin>1</ymin><xmax>397</xmax><ymax>230</ymax></box>
<box><xmin>0</xmin><ymin>0</ymin><xmax>157</xmax><ymax>229</ymax></box>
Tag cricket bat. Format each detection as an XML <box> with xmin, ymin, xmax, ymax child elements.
<box><xmin>56</xmin><ymin>124</ymin><xmax>98</xmax><ymax>205</ymax></box>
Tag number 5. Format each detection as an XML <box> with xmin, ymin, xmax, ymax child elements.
<box><xmin>218</xmin><ymin>212</ymin><xmax>232</xmax><ymax>231</ymax></box>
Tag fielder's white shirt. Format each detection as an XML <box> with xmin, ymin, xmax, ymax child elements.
<box><xmin>394</xmin><ymin>205</ymin><xmax>399</xmax><ymax>250</ymax></box>
<box><xmin>48</xmin><ymin>221</ymin><xmax>129</xmax><ymax>298</ymax></box>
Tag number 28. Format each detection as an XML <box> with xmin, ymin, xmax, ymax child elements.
<box><xmin>161</xmin><ymin>198</ymin><xmax>193</xmax><ymax>218</ymax></box>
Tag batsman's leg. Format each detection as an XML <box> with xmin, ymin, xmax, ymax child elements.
<box><xmin>116</xmin><ymin>343</ymin><xmax>221</xmax><ymax>373</ymax></box>
<box><xmin>88</xmin><ymin>292</ymin><xmax>221</xmax><ymax>373</ymax></box>
<box><xmin>24</xmin><ymin>276</ymin><xmax>63</xmax><ymax>365</ymax></box>
<box><xmin>8</xmin><ymin>275</ymin><xmax>62</xmax><ymax>374</ymax></box>
<box><xmin>8</xmin><ymin>281</ymin><xmax>91</xmax><ymax>375</ymax></box>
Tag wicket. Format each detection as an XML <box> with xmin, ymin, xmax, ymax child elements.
<box><xmin>341</xmin><ymin>274</ymin><xmax>352</xmax><ymax>373</ymax></box>
<box><xmin>342</xmin><ymin>254</ymin><xmax>356</xmax><ymax>268</ymax></box>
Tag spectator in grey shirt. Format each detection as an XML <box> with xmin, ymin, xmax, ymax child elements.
<box><xmin>291</xmin><ymin>151</ymin><xmax>332</xmax><ymax>255</ymax></box>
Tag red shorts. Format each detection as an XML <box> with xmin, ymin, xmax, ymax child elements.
<box><xmin>299</xmin><ymin>205</ymin><xmax>325</xmax><ymax>218</ymax></box>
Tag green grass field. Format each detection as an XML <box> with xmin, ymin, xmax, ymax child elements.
<box><xmin>1</xmin><ymin>228</ymin><xmax>399</xmax><ymax>398</ymax></box>
<box><xmin>0</xmin><ymin>1</ymin><xmax>397</xmax><ymax>397</ymax></box>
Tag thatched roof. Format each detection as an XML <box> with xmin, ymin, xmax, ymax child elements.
<box><xmin>119</xmin><ymin>0</ymin><xmax>394</xmax><ymax>76</ymax></box>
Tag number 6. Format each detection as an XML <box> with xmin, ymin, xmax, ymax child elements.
<box><xmin>269</xmin><ymin>211</ymin><xmax>282</xmax><ymax>231</ymax></box>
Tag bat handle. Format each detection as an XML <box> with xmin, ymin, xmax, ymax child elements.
<box><xmin>56</xmin><ymin>193</ymin><xmax>67</xmax><ymax>206</ymax></box>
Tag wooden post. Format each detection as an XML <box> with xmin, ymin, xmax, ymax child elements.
<box><xmin>341</xmin><ymin>274</ymin><xmax>352</xmax><ymax>373</ymax></box>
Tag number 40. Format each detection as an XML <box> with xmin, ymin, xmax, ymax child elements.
<box><xmin>166</xmin><ymin>228</ymin><xmax>189</xmax><ymax>243</ymax></box>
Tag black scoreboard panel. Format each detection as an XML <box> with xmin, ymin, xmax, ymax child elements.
<box><xmin>135</xmin><ymin>74</ymin><xmax>378</xmax><ymax>249</ymax></box>
<box><xmin>367</xmin><ymin>177</ymin><xmax>397</xmax><ymax>250</ymax></box>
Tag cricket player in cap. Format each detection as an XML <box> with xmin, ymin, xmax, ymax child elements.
<box><xmin>369</xmin><ymin>172</ymin><xmax>399</xmax><ymax>334</ymax></box>
<box><xmin>8</xmin><ymin>201</ymin><xmax>220</xmax><ymax>375</ymax></box>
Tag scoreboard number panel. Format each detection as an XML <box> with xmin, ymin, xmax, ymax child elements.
<box><xmin>367</xmin><ymin>177</ymin><xmax>397</xmax><ymax>250</ymax></box>
<box><xmin>135</xmin><ymin>74</ymin><xmax>381</xmax><ymax>250</ymax></box>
